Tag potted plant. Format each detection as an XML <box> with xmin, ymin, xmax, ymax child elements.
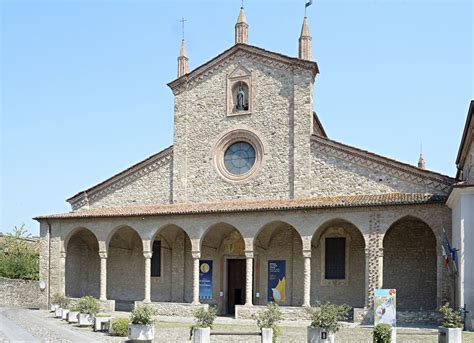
<box><xmin>110</xmin><ymin>318</ymin><xmax>129</xmax><ymax>336</ymax></box>
<box><xmin>255</xmin><ymin>303</ymin><xmax>282</xmax><ymax>343</ymax></box>
<box><xmin>67</xmin><ymin>304</ymin><xmax>80</xmax><ymax>324</ymax></box>
<box><xmin>60</xmin><ymin>296</ymin><xmax>71</xmax><ymax>320</ymax></box>
<box><xmin>438</xmin><ymin>303</ymin><xmax>463</xmax><ymax>343</ymax></box>
<box><xmin>189</xmin><ymin>306</ymin><xmax>217</xmax><ymax>343</ymax></box>
<box><xmin>373</xmin><ymin>324</ymin><xmax>392</xmax><ymax>343</ymax></box>
<box><xmin>54</xmin><ymin>295</ymin><xmax>69</xmax><ymax>318</ymax></box>
<box><xmin>94</xmin><ymin>313</ymin><xmax>114</xmax><ymax>332</ymax></box>
<box><xmin>128</xmin><ymin>304</ymin><xmax>157</xmax><ymax>341</ymax></box>
<box><xmin>77</xmin><ymin>295</ymin><xmax>100</xmax><ymax>326</ymax></box>
<box><xmin>50</xmin><ymin>293</ymin><xmax>62</xmax><ymax>312</ymax></box>
<box><xmin>305</xmin><ymin>302</ymin><xmax>350</xmax><ymax>343</ymax></box>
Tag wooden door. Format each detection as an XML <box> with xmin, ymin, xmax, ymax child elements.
<box><xmin>227</xmin><ymin>259</ymin><xmax>246</xmax><ymax>314</ymax></box>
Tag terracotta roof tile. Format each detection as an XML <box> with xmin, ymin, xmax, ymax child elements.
<box><xmin>34</xmin><ymin>193</ymin><xmax>446</xmax><ymax>220</ymax></box>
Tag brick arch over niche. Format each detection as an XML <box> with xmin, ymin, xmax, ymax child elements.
<box><xmin>383</xmin><ymin>216</ymin><xmax>437</xmax><ymax>310</ymax></box>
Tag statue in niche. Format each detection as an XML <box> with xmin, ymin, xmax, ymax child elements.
<box><xmin>235</xmin><ymin>82</ymin><xmax>248</xmax><ymax>112</ymax></box>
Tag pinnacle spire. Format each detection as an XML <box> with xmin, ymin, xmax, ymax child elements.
<box><xmin>299</xmin><ymin>16</ymin><xmax>312</xmax><ymax>60</ymax></box>
<box><xmin>235</xmin><ymin>6</ymin><xmax>248</xmax><ymax>44</ymax></box>
<box><xmin>177</xmin><ymin>38</ymin><xmax>189</xmax><ymax>77</ymax></box>
<box><xmin>179</xmin><ymin>38</ymin><xmax>187</xmax><ymax>57</ymax></box>
<box><xmin>418</xmin><ymin>153</ymin><xmax>426</xmax><ymax>169</ymax></box>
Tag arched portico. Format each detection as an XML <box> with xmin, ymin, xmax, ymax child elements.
<box><xmin>383</xmin><ymin>216</ymin><xmax>437</xmax><ymax>310</ymax></box>
<box><xmin>311</xmin><ymin>219</ymin><xmax>366</xmax><ymax>308</ymax></box>
<box><xmin>65</xmin><ymin>227</ymin><xmax>100</xmax><ymax>298</ymax></box>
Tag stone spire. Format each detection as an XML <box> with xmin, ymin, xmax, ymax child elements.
<box><xmin>235</xmin><ymin>7</ymin><xmax>248</xmax><ymax>44</ymax></box>
<box><xmin>177</xmin><ymin>38</ymin><xmax>189</xmax><ymax>78</ymax></box>
<box><xmin>418</xmin><ymin>153</ymin><xmax>426</xmax><ymax>169</ymax></box>
<box><xmin>299</xmin><ymin>16</ymin><xmax>312</xmax><ymax>61</ymax></box>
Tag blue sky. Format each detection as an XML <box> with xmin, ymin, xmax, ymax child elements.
<box><xmin>1</xmin><ymin>0</ymin><xmax>472</xmax><ymax>236</ymax></box>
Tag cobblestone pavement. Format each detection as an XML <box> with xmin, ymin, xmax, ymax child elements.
<box><xmin>1</xmin><ymin>308</ymin><xmax>474</xmax><ymax>343</ymax></box>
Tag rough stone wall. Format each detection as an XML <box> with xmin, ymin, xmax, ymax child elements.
<box><xmin>311</xmin><ymin>148</ymin><xmax>441</xmax><ymax>196</ymax></box>
<box><xmin>383</xmin><ymin>218</ymin><xmax>437</xmax><ymax>310</ymax></box>
<box><xmin>172</xmin><ymin>54</ymin><xmax>313</xmax><ymax>203</ymax></box>
<box><xmin>88</xmin><ymin>159</ymin><xmax>172</xmax><ymax>208</ymax></box>
<box><xmin>0</xmin><ymin>277</ymin><xmax>47</xmax><ymax>308</ymax></box>
<box><xmin>310</xmin><ymin>224</ymin><xmax>366</xmax><ymax>307</ymax></box>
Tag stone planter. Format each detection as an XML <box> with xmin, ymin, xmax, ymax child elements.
<box><xmin>78</xmin><ymin>313</ymin><xmax>94</xmax><ymax>326</ymax></box>
<box><xmin>55</xmin><ymin>307</ymin><xmax>62</xmax><ymax>318</ymax></box>
<box><xmin>307</xmin><ymin>327</ymin><xmax>335</xmax><ymax>343</ymax></box>
<box><xmin>128</xmin><ymin>324</ymin><xmax>155</xmax><ymax>341</ymax></box>
<box><xmin>67</xmin><ymin>311</ymin><xmax>79</xmax><ymax>323</ymax></box>
<box><xmin>192</xmin><ymin>327</ymin><xmax>210</xmax><ymax>343</ymax></box>
<box><xmin>50</xmin><ymin>304</ymin><xmax>59</xmax><ymax>312</ymax></box>
<box><xmin>438</xmin><ymin>327</ymin><xmax>462</xmax><ymax>343</ymax></box>
<box><xmin>261</xmin><ymin>328</ymin><xmax>273</xmax><ymax>343</ymax></box>
<box><xmin>61</xmin><ymin>309</ymin><xmax>70</xmax><ymax>320</ymax></box>
<box><xmin>95</xmin><ymin>316</ymin><xmax>113</xmax><ymax>332</ymax></box>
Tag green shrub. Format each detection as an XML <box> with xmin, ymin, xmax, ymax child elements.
<box><xmin>130</xmin><ymin>304</ymin><xmax>156</xmax><ymax>325</ymax></box>
<box><xmin>190</xmin><ymin>306</ymin><xmax>217</xmax><ymax>339</ymax></box>
<box><xmin>77</xmin><ymin>296</ymin><xmax>100</xmax><ymax>315</ymax></box>
<box><xmin>255</xmin><ymin>303</ymin><xmax>282</xmax><ymax>343</ymax></box>
<box><xmin>111</xmin><ymin>318</ymin><xmax>129</xmax><ymax>337</ymax></box>
<box><xmin>439</xmin><ymin>303</ymin><xmax>463</xmax><ymax>328</ymax></box>
<box><xmin>51</xmin><ymin>293</ymin><xmax>63</xmax><ymax>305</ymax></box>
<box><xmin>0</xmin><ymin>225</ymin><xmax>39</xmax><ymax>280</ymax></box>
<box><xmin>373</xmin><ymin>324</ymin><xmax>392</xmax><ymax>343</ymax></box>
<box><xmin>305</xmin><ymin>302</ymin><xmax>350</xmax><ymax>333</ymax></box>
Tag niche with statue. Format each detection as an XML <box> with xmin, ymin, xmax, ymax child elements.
<box><xmin>227</xmin><ymin>65</ymin><xmax>253</xmax><ymax>116</ymax></box>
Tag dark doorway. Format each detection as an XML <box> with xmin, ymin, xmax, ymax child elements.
<box><xmin>227</xmin><ymin>259</ymin><xmax>246</xmax><ymax>314</ymax></box>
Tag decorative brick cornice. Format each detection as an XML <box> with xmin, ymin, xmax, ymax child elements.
<box><xmin>68</xmin><ymin>146</ymin><xmax>173</xmax><ymax>210</ymax></box>
<box><xmin>167</xmin><ymin>44</ymin><xmax>319</xmax><ymax>96</ymax></box>
<box><xmin>311</xmin><ymin>135</ymin><xmax>456</xmax><ymax>194</ymax></box>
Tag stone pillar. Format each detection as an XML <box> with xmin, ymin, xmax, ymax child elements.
<box><xmin>192</xmin><ymin>251</ymin><xmax>201</xmax><ymax>305</ymax></box>
<box><xmin>245</xmin><ymin>251</ymin><xmax>253</xmax><ymax>306</ymax></box>
<box><xmin>59</xmin><ymin>251</ymin><xmax>66</xmax><ymax>295</ymax></box>
<box><xmin>303</xmin><ymin>250</ymin><xmax>311</xmax><ymax>307</ymax></box>
<box><xmin>99</xmin><ymin>251</ymin><xmax>108</xmax><ymax>301</ymax></box>
<box><xmin>365</xmin><ymin>246</ymin><xmax>384</xmax><ymax>307</ymax></box>
<box><xmin>144</xmin><ymin>251</ymin><xmax>152</xmax><ymax>303</ymax></box>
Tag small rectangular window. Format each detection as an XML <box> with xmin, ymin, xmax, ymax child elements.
<box><xmin>151</xmin><ymin>240</ymin><xmax>161</xmax><ymax>277</ymax></box>
<box><xmin>325</xmin><ymin>237</ymin><xmax>345</xmax><ymax>279</ymax></box>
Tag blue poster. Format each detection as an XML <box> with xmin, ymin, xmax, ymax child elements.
<box><xmin>199</xmin><ymin>260</ymin><xmax>213</xmax><ymax>300</ymax></box>
<box><xmin>268</xmin><ymin>260</ymin><xmax>286</xmax><ymax>303</ymax></box>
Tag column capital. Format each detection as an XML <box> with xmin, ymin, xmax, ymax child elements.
<box><xmin>143</xmin><ymin>251</ymin><xmax>153</xmax><ymax>259</ymax></box>
<box><xmin>303</xmin><ymin>249</ymin><xmax>311</xmax><ymax>258</ymax></box>
<box><xmin>192</xmin><ymin>251</ymin><xmax>201</xmax><ymax>259</ymax></box>
<box><xmin>99</xmin><ymin>251</ymin><xmax>108</xmax><ymax>259</ymax></box>
<box><xmin>245</xmin><ymin>251</ymin><xmax>254</xmax><ymax>258</ymax></box>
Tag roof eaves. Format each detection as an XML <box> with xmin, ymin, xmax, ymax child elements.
<box><xmin>455</xmin><ymin>100</ymin><xmax>474</xmax><ymax>169</ymax></box>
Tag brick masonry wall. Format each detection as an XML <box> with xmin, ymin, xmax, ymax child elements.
<box><xmin>0</xmin><ymin>277</ymin><xmax>47</xmax><ymax>308</ymax></box>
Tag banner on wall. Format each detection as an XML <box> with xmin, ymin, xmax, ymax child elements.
<box><xmin>268</xmin><ymin>260</ymin><xmax>286</xmax><ymax>303</ymax></box>
<box><xmin>374</xmin><ymin>289</ymin><xmax>397</xmax><ymax>327</ymax></box>
<box><xmin>199</xmin><ymin>260</ymin><xmax>213</xmax><ymax>300</ymax></box>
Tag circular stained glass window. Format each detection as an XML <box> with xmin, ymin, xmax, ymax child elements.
<box><xmin>224</xmin><ymin>141</ymin><xmax>256</xmax><ymax>175</ymax></box>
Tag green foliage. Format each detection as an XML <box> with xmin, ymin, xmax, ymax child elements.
<box><xmin>111</xmin><ymin>318</ymin><xmax>129</xmax><ymax>337</ymax></box>
<box><xmin>77</xmin><ymin>296</ymin><xmax>100</xmax><ymax>316</ymax></box>
<box><xmin>373</xmin><ymin>324</ymin><xmax>392</xmax><ymax>343</ymax></box>
<box><xmin>439</xmin><ymin>303</ymin><xmax>463</xmax><ymax>328</ymax></box>
<box><xmin>255</xmin><ymin>303</ymin><xmax>282</xmax><ymax>343</ymax></box>
<box><xmin>190</xmin><ymin>306</ymin><xmax>217</xmax><ymax>339</ymax></box>
<box><xmin>305</xmin><ymin>302</ymin><xmax>350</xmax><ymax>333</ymax></box>
<box><xmin>51</xmin><ymin>293</ymin><xmax>70</xmax><ymax>308</ymax></box>
<box><xmin>130</xmin><ymin>304</ymin><xmax>156</xmax><ymax>325</ymax></box>
<box><xmin>0</xmin><ymin>225</ymin><xmax>39</xmax><ymax>280</ymax></box>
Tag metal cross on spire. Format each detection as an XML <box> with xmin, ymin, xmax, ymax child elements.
<box><xmin>305</xmin><ymin>0</ymin><xmax>313</xmax><ymax>17</ymax></box>
<box><xmin>180</xmin><ymin>17</ymin><xmax>187</xmax><ymax>40</ymax></box>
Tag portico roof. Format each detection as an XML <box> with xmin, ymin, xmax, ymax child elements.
<box><xmin>35</xmin><ymin>192</ymin><xmax>446</xmax><ymax>220</ymax></box>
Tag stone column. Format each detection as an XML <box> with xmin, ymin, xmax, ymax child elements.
<box><xmin>303</xmin><ymin>250</ymin><xmax>311</xmax><ymax>307</ymax></box>
<box><xmin>99</xmin><ymin>251</ymin><xmax>108</xmax><ymax>301</ymax></box>
<box><xmin>192</xmin><ymin>252</ymin><xmax>201</xmax><ymax>305</ymax></box>
<box><xmin>365</xmin><ymin>246</ymin><xmax>384</xmax><ymax>308</ymax></box>
<box><xmin>245</xmin><ymin>251</ymin><xmax>253</xmax><ymax>306</ymax></box>
<box><xmin>144</xmin><ymin>251</ymin><xmax>152</xmax><ymax>303</ymax></box>
<box><xmin>59</xmin><ymin>251</ymin><xmax>66</xmax><ymax>295</ymax></box>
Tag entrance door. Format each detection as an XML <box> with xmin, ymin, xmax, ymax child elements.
<box><xmin>227</xmin><ymin>259</ymin><xmax>246</xmax><ymax>314</ymax></box>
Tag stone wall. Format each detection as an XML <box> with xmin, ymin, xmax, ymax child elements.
<box><xmin>135</xmin><ymin>301</ymin><xmax>208</xmax><ymax>317</ymax></box>
<box><xmin>0</xmin><ymin>277</ymin><xmax>47</xmax><ymax>308</ymax></box>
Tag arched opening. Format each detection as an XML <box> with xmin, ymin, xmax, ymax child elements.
<box><xmin>254</xmin><ymin>221</ymin><xmax>303</xmax><ymax>307</ymax></box>
<box><xmin>150</xmin><ymin>225</ymin><xmax>193</xmax><ymax>303</ymax></box>
<box><xmin>311</xmin><ymin>219</ymin><xmax>365</xmax><ymax>308</ymax></box>
<box><xmin>65</xmin><ymin>228</ymin><xmax>100</xmax><ymax>298</ymax></box>
<box><xmin>383</xmin><ymin>216</ymin><xmax>437</xmax><ymax>310</ymax></box>
<box><xmin>201</xmin><ymin>223</ymin><xmax>245</xmax><ymax>315</ymax></box>
<box><xmin>107</xmin><ymin>226</ymin><xmax>143</xmax><ymax>310</ymax></box>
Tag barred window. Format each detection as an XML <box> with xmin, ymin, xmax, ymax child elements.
<box><xmin>325</xmin><ymin>237</ymin><xmax>345</xmax><ymax>279</ymax></box>
<box><xmin>151</xmin><ymin>240</ymin><xmax>161</xmax><ymax>277</ymax></box>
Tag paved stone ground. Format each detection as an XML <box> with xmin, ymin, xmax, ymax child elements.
<box><xmin>1</xmin><ymin>308</ymin><xmax>474</xmax><ymax>342</ymax></box>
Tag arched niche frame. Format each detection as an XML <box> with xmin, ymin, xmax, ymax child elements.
<box><xmin>227</xmin><ymin>64</ymin><xmax>254</xmax><ymax>116</ymax></box>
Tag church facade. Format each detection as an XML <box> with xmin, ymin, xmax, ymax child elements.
<box><xmin>35</xmin><ymin>7</ymin><xmax>474</xmax><ymax>328</ymax></box>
